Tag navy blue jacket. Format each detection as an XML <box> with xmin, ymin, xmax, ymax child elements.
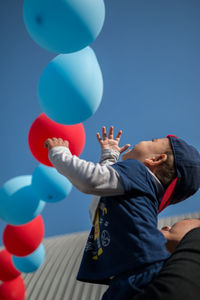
<box><xmin>77</xmin><ymin>159</ymin><xmax>170</xmax><ymax>284</ymax></box>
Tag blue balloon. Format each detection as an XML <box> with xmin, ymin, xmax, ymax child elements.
<box><xmin>32</xmin><ymin>164</ymin><xmax>72</xmax><ymax>203</ymax></box>
<box><xmin>12</xmin><ymin>243</ymin><xmax>45</xmax><ymax>273</ymax></box>
<box><xmin>38</xmin><ymin>47</ymin><xmax>103</xmax><ymax>124</ymax></box>
<box><xmin>23</xmin><ymin>0</ymin><xmax>105</xmax><ymax>53</ymax></box>
<box><xmin>0</xmin><ymin>176</ymin><xmax>45</xmax><ymax>225</ymax></box>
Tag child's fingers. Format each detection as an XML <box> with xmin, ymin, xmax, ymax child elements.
<box><xmin>119</xmin><ymin>144</ymin><xmax>131</xmax><ymax>153</ymax></box>
<box><xmin>63</xmin><ymin>140</ymin><xmax>69</xmax><ymax>147</ymax></box>
<box><xmin>44</xmin><ymin>137</ymin><xmax>68</xmax><ymax>149</ymax></box>
<box><xmin>102</xmin><ymin>126</ymin><xmax>107</xmax><ymax>140</ymax></box>
<box><xmin>44</xmin><ymin>138</ymin><xmax>52</xmax><ymax>148</ymax></box>
<box><xmin>96</xmin><ymin>132</ymin><xmax>102</xmax><ymax>143</ymax></box>
<box><xmin>115</xmin><ymin>130</ymin><xmax>122</xmax><ymax>141</ymax></box>
<box><xmin>57</xmin><ymin>138</ymin><xmax>69</xmax><ymax>147</ymax></box>
<box><xmin>96</xmin><ymin>132</ymin><xmax>101</xmax><ymax>140</ymax></box>
<box><xmin>108</xmin><ymin>126</ymin><xmax>114</xmax><ymax>139</ymax></box>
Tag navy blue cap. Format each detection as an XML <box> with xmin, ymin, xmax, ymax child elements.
<box><xmin>159</xmin><ymin>136</ymin><xmax>200</xmax><ymax>212</ymax></box>
<box><xmin>169</xmin><ymin>136</ymin><xmax>200</xmax><ymax>203</ymax></box>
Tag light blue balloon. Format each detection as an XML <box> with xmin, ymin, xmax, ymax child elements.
<box><xmin>0</xmin><ymin>176</ymin><xmax>45</xmax><ymax>225</ymax></box>
<box><xmin>32</xmin><ymin>164</ymin><xmax>72</xmax><ymax>203</ymax></box>
<box><xmin>38</xmin><ymin>47</ymin><xmax>103</xmax><ymax>124</ymax></box>
<box><xmin>12</xmin><ymin>243</ymin><xmax>45</xmax><ymax>273</ymax></box>
<box><xmin>23</xmin><ymin>0</ymin><xmax>105</xmax><ymax>53</ymax></box>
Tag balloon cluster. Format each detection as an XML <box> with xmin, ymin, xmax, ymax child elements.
<box><xmin>0</xmin><ymin>177</ymin><xmax>46</xmax><ymax>300</ymax></box>
<box><xmin>24</xmin><ymin>0</ymin><xmax>105</xmax><ymax>125</ymax></box>
<box><xmin>0</xmin><ymin>0</ymin><xmax>105</xmax><ymax>298</ymax></box>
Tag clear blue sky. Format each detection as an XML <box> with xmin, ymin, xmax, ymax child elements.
<box><xmin>0</xmin><ymin>0</ymin><xmax>200</xmax><ymax>240</ymax></box>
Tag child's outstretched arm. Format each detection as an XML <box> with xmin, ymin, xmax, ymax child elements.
<box><xmin>44</xmin><ymin>127</ymin><xmax>130</xmax><ymax>196</ymax></box>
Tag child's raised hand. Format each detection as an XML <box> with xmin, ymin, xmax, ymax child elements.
<box><xmin>44</xmin><ymin>138</ymin><xmax>69</xmax><ymax>150</ymax></box>
<box><xmin>96</xmin><ymin>126</ymin><xmax>130</xmax><ymax>154</ymax></box>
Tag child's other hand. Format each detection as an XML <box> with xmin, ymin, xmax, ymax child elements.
<box><xmin>96</xmin><ymin>126</ymin><xmax>130</xmax><ymax>154</ymax></box>
<box><xmin>44</xmin><ymin>138</ymin><xmax>69</xmax><ymax>150</ymax></box>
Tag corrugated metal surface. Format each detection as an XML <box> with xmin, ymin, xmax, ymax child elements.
<box><xmin>22</xmin><ymin>232</ymin><xmax>107</xmax><ymax>300</ymax></box>
<box><xmin>22</xmin><ymin>211</ymin><xmax>200</xmax><ymax>300</ymax></box>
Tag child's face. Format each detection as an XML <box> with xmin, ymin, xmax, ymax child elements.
<box><xmin>121</xmin><ymin>138</ymin><xmax>170</xmax><ymax>163</ymax></box>
<box><xmin>160</xmin><ymin>219</ymin><xmax>200</xmax><ymax>253</ymax></box>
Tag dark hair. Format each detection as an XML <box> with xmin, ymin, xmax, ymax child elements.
<box><xmin>156</xmin><ymin>148</ymin><xmax>177</xmax><ymax>188</ymax></box>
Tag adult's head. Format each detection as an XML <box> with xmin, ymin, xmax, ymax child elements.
<box><xmin>161</xmin><ymin>218</ymin><xmax>200</xmax><ymax>253</ymax></box>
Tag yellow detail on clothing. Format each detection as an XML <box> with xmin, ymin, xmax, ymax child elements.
<box><xmin>94</xmin><ymin>210</ymin><xmax>100</xmax><ymax>240</ymax></box>
<box><xmin>92</xmin><ymin>255</ymin><xmax>98</xmax><ymax>260</ymax></box>
<box><xmin>103</xmin><ymin>207</ymin><xmax>108</xmax><ymax>215</ymax></box>
<box><xmin>98</xmin><ymin>248</ymin><xmax>103</xmax><ymax>256</ymax></box>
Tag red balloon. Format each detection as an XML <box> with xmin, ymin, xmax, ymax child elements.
<box><xmin>3</xmin><ymin>215</ymin><xmax>45</xmax><ymax>257</ymax></box>
<box><xmin>0</xmin><ymin>250</ymin><xmax>20</xmax><ymax>281</ymax></box>
<box><xmin>28</xmin><ymin>113</ymin><xmax>86</xmax><ymax>166</ymax></box>
<box><xmin>0</xmin><ymin>276</ymin><xmax>26</xmax><ymax>300</ymax></box>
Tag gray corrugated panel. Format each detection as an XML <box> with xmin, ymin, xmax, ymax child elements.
<box><xmin>38</xmin><ymin>234</ymin><xmax>83</xmax><ymax>299</ymax></box>
<box><xmin>45</xmin><ymin>233</ymin><xmax>88</xmax><ymax>300</ymax></box>
<box><xmin>22</xmin><ymin>232</ymin><xmax>107</xmax><ymax>300</ymax></box>
<box><xmin>24</xmin><ymin>235</ymin><xmax>67</xmax><ymax>299</ymax></box>
<box><xmin>21</xmin><ymin>211</ymin><xmax>200</xmax><ymax>300</ymax></box>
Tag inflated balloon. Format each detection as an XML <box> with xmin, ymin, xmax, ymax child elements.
<box><xmin>38</xmin><ymin>47</ymin><xmax>103</xmax><ymax>125</ymax></box>
<box><xmin>0</xmin><ymin>176</ymin><xmax>45</xmax><ymax>225</ymax></box>
<box><xmin>0</xmin><ymin>276</ymin><xmax>26</xmax><ymax>300</ymax></box>
<box><xmin>28</xmin><ymin>113</ymin><xmax>85</xmax><ymax>166</ymax></box>
<box><xmin>23</xmin><ymin>0</ymin><xmax>105</xmax><ymax>53</ymax></box>
<box><xmin>0</xmin><ymin>250</ymin><xmax>20</xmax><ymax>281</ymax></box>
<box><xmin>12</xmin><ymin>243</ymin><xmax>45</xmax><ymax>273</ymax></box>
<box><xmin>3</xmin><ymin>215</ymin><xmax>44</xmax><ymax>257</ymax></box>
<box><xmin>32</xmin><ymin>164</ymin><xmax>72</xmax><ymax>202</ymax></box>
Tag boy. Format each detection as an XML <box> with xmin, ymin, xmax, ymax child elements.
<box><xmin>45</xmin><ymin>126</ymin><xmax>200</xmax><ymax>299</ymax></box>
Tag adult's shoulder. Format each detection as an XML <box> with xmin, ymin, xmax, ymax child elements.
<box><xmin>132</xmin><ymin>227</ymin><xmax>200</xmax><ymax>300</ymax></box>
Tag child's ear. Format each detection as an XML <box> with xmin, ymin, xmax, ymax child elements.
<box><xmin>144</xmin><ymin>154</ymin><xmax>167</xmax><ymax>167</ymax></box>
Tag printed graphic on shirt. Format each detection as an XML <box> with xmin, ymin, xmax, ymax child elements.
<box><xmin>101</xmin><ymin>230</ymin><xmax>110</xmax><ymax>247</ymax></box>
<box><xmin>85</xmin><ymin>202</ymin><xmax>110</xmax><ymax>260</ymax></box>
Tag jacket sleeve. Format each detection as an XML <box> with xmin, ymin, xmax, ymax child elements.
<box><xmin>48</xmin><ymin>146</ymin><xmax>124</xmax><ymax>196</ymax></box>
